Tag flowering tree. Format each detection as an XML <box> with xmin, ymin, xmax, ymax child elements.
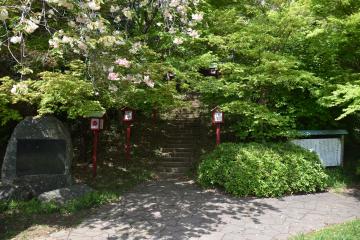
<box><xmin>0</xmin><ymin>0</ymin><xmax>204</xmax><ymax>122</ymax></box>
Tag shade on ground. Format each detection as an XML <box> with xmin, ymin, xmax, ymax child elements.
<box><xmin>45</xmin><ymin>180</ymin><xmax>360</xmax><ymax>240</ymax></box>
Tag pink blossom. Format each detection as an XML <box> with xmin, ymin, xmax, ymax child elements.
<box><xmin>144</xmin><ymin>75</ymin><xmax>155</xmax><ymax>88</ymax></box>
<box><xmin>115</xmin><ymin>58</ymin><xmax>131</xmax><ymax>68</ymax></box>
<box><xmin>108</xmin><ymin>72</ymin><xmax>119</xmax><ymax>81</ymax></box>
<box><xmin>187</xmin><ymin>29</ymin><xmax>200</xmax><ymax>38</ymax></box>
<box><xmin>173</xmin><ymin>37</ymin><xmax>184</xmax><ymax>45</ymax></box>
<box><xmin>192</xmin><ymin>12</ymin><xmax>203</xmax><ymax>22</ymax></box>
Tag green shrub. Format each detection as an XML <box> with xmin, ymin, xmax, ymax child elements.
<box><xmin>197</xmin><ymin>142</ymin><xmax>329</xmax><ymax>197</ymax></box>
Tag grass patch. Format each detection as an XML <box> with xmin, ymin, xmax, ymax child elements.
<box><xmin>0</xmin><ymin>191</ymin><xmax>118</xmax><ymax>217</ymax></box>
<box><xmin>293</xmin><ymin>219</ymin><xmax>360</xmax><ymax>240</ymax></box>
<box><xmin>325</xmin><ymin>166</ymin><xmax>360</xmax><ymax>192</ymax></box>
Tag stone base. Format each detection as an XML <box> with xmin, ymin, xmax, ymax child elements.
<box><xmin>0</xmin><ymin>182</ymin><xmax>35</xmax><ymax>201</ymax></box>
<box><xmin>0</xmin><ymin>174</ymin><xmax>72</xmax><ymax>201</ymax></box>
<box><xmin>14</xmin><ymin>174</ymin><xmax>72</xmax><ymax>196</ymax></box>
<box><xmin>38</xmin><ymin>184</ymin><xmax>94</xmax><ymax>205</ymax></box>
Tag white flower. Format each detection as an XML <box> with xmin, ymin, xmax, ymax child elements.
<box><xmin>77</xmin><ymin>41</ymin><xmax>87</xmax><ymax>51</ymax></box>
<box><xmin>173</xmin><ymin>37</ymin><xmax>184</xmax><ymax>45</ymax></box>
<box><xmin>49</xmin><ymin>37</ymin><xmax>60</xmax><ymax>48</ymax></box>
<box><xmin>109</xmin><ymin>84</ymin><xmax>118</xmax><ymax>92</ymax></box>
<box><xmin>192</xmin><ymin>12</ymin><xmax>203</xmax><ymax>22</ymax></box>
<box><xmin>10</xmin><ymin>83</ymin><xmax>28</xmax><ymax>95</ymax></box>
<box><xmin>143</xmin><ymin>75</ymin><xmax>155</xmax><ymax>88</ymax></box>
<box><xmin>125</xmin><ymin>74</ymin><xmax>134</xmax><ymax>82</ymax></box>
<box><xmin>129</xmin><ymin>42</ymin><xmax>142</xmax><ymax>54</ymax></box>
<box><xmin>76</xmin><ymin>14</ymin><xmax>89</xmax><ymax>24</ymax></box>
<box><xmin>168</xmin><ymin>27</ymin><xmax>176</xmax><ymax>34</ymax></box>
<box><xmin>10</xmin><ymin>36</ymin><xmax>22</xmax><ymax>44</ymax></box>
<box><xmin>47</xmin><ymin>9</ymin><xmax>54</xmax><ymax>16</ymax></box>
<box><xmin>115</xmin><ymin>58</ymin><xmax>131</xmax><ymax>68</ymax></box>
<box><xmin>122</xmin><ymin>7</ymin><xmax>133</xmax><ymax>19</ymax></box>
<box><xmin>87</xmin><ymin>1</ymin><xmax>100</xmax><ymax>11</ymax></box>
<box><xmin>140</xmin><ymin>0</ymin><xmax>148</xmax><ymax>7</ymax></box>
<box><xmin>170</xmin><ymin>0</ymin><xmax>180</xmax><ymax>7</ymax></box>
<box><xmin>108</xmin><ymin>72</ymin><xmax>120</xmax><ymax>81</ymax></box>
<box><xmin>61</xmin><ymin>36</ymin><xmax>72</xmax><ymax>43</ymax></box>
<box><xmin>24</xmin><ymin>20</ymin><xmax>39</xmax><ymax>34</ymax></box>
<box><xmin>10</xmin><ymin>85</ymin><xmax>17</xmax><ymax>94</ymax></box>
<box><xmin>164</xmin><ymin>10</ymin><xmax>173</xmax><ymax>20</ymax></box>
<box><xmin>176</xmin><ymin>6</ymin><xmax>186</xmax><ymax>16</ymax></box>
<box><xmin>99</xmin><ymin>36</ymin><xmax>117</xmax><ymax>47</ymax></box>
<box><xmin>0</xmin><ymin>8</ymin><xmax>9</xmax><ymax>21</ymax></box>
<box><xmin>110</xmin><ymin>5</ymin><xmax>120</xmax><ymax>13</ymax></box>
<box><xmin>187</xmin><ymin>28</ymin><xmax>200</xmax><ymax>38</ymax></box>
<box><xmin>68</xmin><ymin>21</ymin><xmax>76</xmax><ymax>27</ymax></box>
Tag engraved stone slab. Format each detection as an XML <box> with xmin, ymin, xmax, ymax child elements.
<box><xmin>1</xmin><ymin>116</ymin><xmax>72</xmax><ymax>197</ymax></box>
<box><xmin>16</xmin><ymin>139</ymin><xmax>66</xmax><ymax>176</ymax></box>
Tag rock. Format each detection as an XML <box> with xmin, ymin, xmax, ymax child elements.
<box><xmin>37</xmin><ymin>184</ymin><xmax>94</xmax><ymax>205</ymax></box>
<box><xmin>0</xmin><ymin>182</ymin><xmax>35</xmax><ymax>201</ymax></box>
<box><xmin>1</xmin><ymin>116</ymin><xmax>73</xmax><ymax>196</ymax></box>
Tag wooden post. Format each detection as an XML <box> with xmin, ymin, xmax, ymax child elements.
<box><xmin>216</xmin><ymin>123</ymin><xmax>221</xmax><ymax>145</ymax></box>
<box><xmin>125</xmin><ymin>123</ymin><xmax>131</xmax><ymax>164</ymax></box>
<box><xmin>92</xmin><ymin>130</ymin><xmax>99</xmax><ymax>177</ymax></box>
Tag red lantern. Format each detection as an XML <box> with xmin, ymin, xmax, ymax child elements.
<box><xmin>212</xmin><ymin>107</ymin><xmax>224</xmax><ymax>124</ymax></box>
<box><xmin>91</xmin><ymin>118</ymin><xmax>100</xmax><ymax>130</ymax></box>
<box><xmin>209</xmin><ymin>63</ymin><xmax>218</xmax><ymax>76</ymax></box>
<box><xmin>211</xmin><ymin>107</ymin><xmax>224</xmax><ymax>145</ymax></box>
<box><xmin>122</xmin><ymin>107</ymin><xmax>134</xmax><ymax>123</ymax></box>
<box><xmin>89</xmin><ymin>117</ymin><xmax>104</xmax><ymax>177</ymax></box>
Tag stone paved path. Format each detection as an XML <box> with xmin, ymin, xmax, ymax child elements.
<box><xmin>46</xmin><ymin>180</ymin><xmax>360</xmax><ymax>240</ymax></box>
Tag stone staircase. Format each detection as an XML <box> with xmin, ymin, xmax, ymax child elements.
<box><xmin>157</xmin><ymin>119</ymin><xmax>200</xmax><ymax>178</ymax></box>
<box><xmin>156</xmin><ymin>96</ymin><xmax>203</xmax><ymax>178</ymax></box>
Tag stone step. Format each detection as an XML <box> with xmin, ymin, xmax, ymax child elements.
<box><xmin>163</xmin><ymin>131</ymin><xmax>197</xmax><ymax>135</ymax></box>
<box><xmin>160</xmin><ymin>156</ymin><xmax>192</xmax><ymax>162</ymax></box>
<box><xmin>161</xmin><ymin>148</ymin><xmax>194</xmax><ymax>152</ymax></box>
<box><xmin>165</xmin><ymin>139</ymin><xmax>196</xmax><ymax>144</ymax></box>
<box><xmin>165</xmin><ymin>135</ymin><xmax>197</xmax><ymax>140</ymax></box>
<box><xmin>159</xmin><ymin>152</ymin><xmax>194</xmax><ymax>158</ymax></box>
<box><xmin>165</xmin><ymin>124</ymin><xmax>199</xmax><ymax>127</ymax></box>
<box><xmin>164</xmin><ymin>144</ymin><xmax>195</xmax><ymax>148</ymax></box>
<box><xmin>157</xmin><ymin>172</ymin><xmax>186</xmax><ymax>179</ymax></box>
<box><xmin>158</xmin><ymin>161</ymin><xmax>191</xmax><ymax>167</ymax></box>
<box><xmin>157</xmin><ymin>166</ymin><xmax>189</xmax><ymax>173</ymax></box>
<box><xmin>165</xmin><ymin>125</ymin><xmax>199</xmax><ymax>129</ymax></box>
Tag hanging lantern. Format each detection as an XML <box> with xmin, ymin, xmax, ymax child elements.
<box><xmin>212</xmin><ymin>106</ymin><xmax>224</xmax><ymax>124</ymax></box>
<box><xmin>122</xmin><ymin>107</ymin><xmax>134</xmax><ymax>123</ymax></box>
<box><xmin>209</xmin><ymin>63</ymin><xmax>218</xmax><ymax>76</ymax></box>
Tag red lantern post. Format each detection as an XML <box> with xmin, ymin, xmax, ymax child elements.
<box><xmin>90</xmin><ymin>118</ymin><xmax>102</xmax><ymax>177</ymax></box>
<box><xmin>152</xmin><ymin>109</ymin><xmax>157</xmax><ymax>128</ymax></box>
<box><xmin>212</xmin><ymin>107</ymin><xmax>224</xmax><ymax>146</ymax></box>
<box><xmin>122</xmin><ymin>107</ymin><xmax>134</xmax><ymax>165</ymax></box>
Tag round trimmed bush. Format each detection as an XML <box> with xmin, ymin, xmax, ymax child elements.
<box><xmin>197</xmin><ymin>142</ymin><xmax>328</xmax><ymax>197</ymax></box>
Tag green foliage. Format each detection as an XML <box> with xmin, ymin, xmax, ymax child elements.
<box><xmin>197</xmin><ymin>142</ymin><xmax>328</xmax><ymax>197</ymax></box>
<box><xmin>322</xmin><ymin>82</ymin><xmax>360</xmax><ymax>120</ymax></box>
<box><xmin>34</xmin><ymin>71</ymin><xmax>104</xmax><ymax>119</ymax></box>
<box><xmin>293</xmin><ymin>219</ymin><xmax>360</xmax><ymax>240</ymax></box>
<box><xmin>325</xmin><ymin>166</ymin><xmax>360</xmax><ymax>191</ymax></box>
<box><xmin>0</xmin><ymin>77</ymin><xmax>23</xmax><ymax>125</ymax></box>
<box><xmin>191</xmin><ymin>1</ymin><xmax>336</xmax><ymax>140</ymax></box>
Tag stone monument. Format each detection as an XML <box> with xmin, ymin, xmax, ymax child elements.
<box><xmin>1</xmin><ymin>116</ymin><xmax>72</xmax><ymax>199</ymax></box>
